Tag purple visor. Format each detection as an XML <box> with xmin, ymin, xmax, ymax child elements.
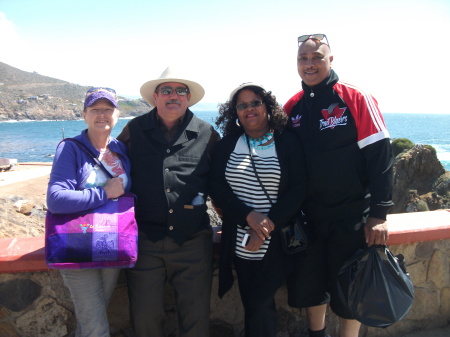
<box><xmin>84</xmin><ymin>90</ymin><xmax>118</xmax><ymax>108</ymax></box>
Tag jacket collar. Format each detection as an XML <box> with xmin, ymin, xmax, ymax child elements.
<box><xmin>301</xmin><ymin>69</ymin><xmax>339</xmax><ymax>97</ymax></box>
<box><xmin>144</xmin><ymin>108</ymin><xmax>201</xmax><ymax>145</ymax></box>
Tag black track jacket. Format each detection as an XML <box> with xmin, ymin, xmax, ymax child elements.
<box><xmin>284</xmin><ymin>69</ymin><xmax>394</xmax><ymax>222</ymax></box>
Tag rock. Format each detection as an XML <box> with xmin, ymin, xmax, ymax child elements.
<box><xmin>421</xmin><ymin>192</ymin><xmax>449</xmax><ymax>211</ymax></box>
<box><xmin>428</xmin><ymin>250</ymin><xmax>449</xmax><ymax>289</ymax></box>
<box><xmin>406</xmin><ymin>287</ymin><xmax>440</xmax><ymax>320</ymax></box>
<box><xmin>0</xmin><ymin>158</ymin><xmax>14</xmax><ymax>172</ymax></box>
<box><xmin>0</xmin><ymin>279</ymin><xmax>42</xmax><ymax>312</ymax></box>
<box><xmin>392</xmin><ymin>144</ymin><xmax>447</xmax><ymax>214</ymax></box>
<box><xmin>440</xmin><ymin>287</ymin><xmax>450</xmax><ymax>317</ymax></box>
<box><xmin>407</xmin><ymin>260</ymin><xmax>427</xmax><ymax>287</ymax></box>
<box><xmin>14</xmin><ymin>297</ymin><xmax>70</xmax><ymax>337</ymax></box>
<box><xmin>0</xmin><ymin>322</ymin><xmax>20</xmax><ymax>337</ymax></box>
<box><xmin>13</xmin><ymin>199</ymin><xmax>35</xmax><ymax>214</ymax></box>
<box><xmin>415</xmin><ymin>241</ymin><xmax>436</xmax><ymax>260</ymax></box>
<box><xmin>433</xmin><ymin>172</ymin><xmax>450</xmax><ymax>197</ymax></box>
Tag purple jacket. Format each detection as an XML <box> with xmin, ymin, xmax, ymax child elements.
<box><xmin>47</xmin><ymin>129</ymin><xmax>131</xmax><ymax>214</ymax></box>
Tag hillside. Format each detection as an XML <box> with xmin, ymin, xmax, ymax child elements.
<box><xmin>0</xmin><ymin>62</ymin><xmax>150</xmax><ymax>121</ymax></box>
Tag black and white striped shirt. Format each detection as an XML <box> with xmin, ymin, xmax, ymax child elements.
<box><xmin>225</xmin><ymin>135</ymin><xmax>280</xmax><ymax>260</ymax></box>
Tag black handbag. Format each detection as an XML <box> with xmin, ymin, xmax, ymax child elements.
<box><xmin>244</xmin><ymin>134</ymin><xmax>311</xmax><ymax>254</ymax></box>
<box><xmin>280</xmin><ymin>210</ymin><xmax>313</xmax><ymax>254</ymax></box>
<box><xmin>336</xmin><ymin>245</ymin><xmax>414</xmax><ymax>327</ymax></box>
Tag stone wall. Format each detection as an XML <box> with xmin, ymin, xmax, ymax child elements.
<box><xmin>1</xmin><ymin>212</ymin><xmax>449</xmax><ymax>337</ymax></box>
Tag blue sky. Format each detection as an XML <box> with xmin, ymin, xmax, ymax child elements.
<box><xmin>1</xmin><ymin>0</ymin><xmax>449</xmax><ymax>113</ymax></box>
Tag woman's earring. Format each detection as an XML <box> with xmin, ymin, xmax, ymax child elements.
<box><xmin>236</xmin><ymin>118</ymin><xmax>241</xmax><ymax>127</ymax></box>
<box><xmin>267</xmin><ymin>114</ymin><xmax>271</xmax><ymax>122</ymax></box>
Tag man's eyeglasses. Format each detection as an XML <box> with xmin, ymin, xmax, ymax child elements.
<box><xmin>236</xmin><ymin>99</ymin><xmax>263</xmax><ymax>111</ymax></box>
<box><xmin>86</xmin><ymin>87</ymin><xmax>117</xmax><ymax>100</ymax></box>
<box><xmin>158</xmin><ymin>86</ymin><xmax>190</xmax><ymax>96</ymax></box>
<box><xmin>298</xmin><ymin>34</ymin><xmax>330</xmax><ymax>49</ymax></box>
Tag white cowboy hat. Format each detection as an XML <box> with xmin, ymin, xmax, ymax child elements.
<box><xmin>140</xmin><ymin>66</ymin><xmax>205</xmax><ymax>107</ymax></box>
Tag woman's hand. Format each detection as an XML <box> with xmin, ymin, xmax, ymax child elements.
<box><xmin>103</xmin><ymin>177</ymin><xmax>124</xmax><ymax>199</ymax></box>
<box><xmin>244</xmin><ymin>228</ymin><xmax>265</xmax><ymax>251</ymax></box>
<box><xmin>246</xmin><ymin>211</ymin><xmax>274</xmax><ymax>241</ymax></box>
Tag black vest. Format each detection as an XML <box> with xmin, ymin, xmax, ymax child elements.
<box><xmin>128</xmin><ymin>108</ymin><xmax>217</xmax><ymax>244</ymax></box>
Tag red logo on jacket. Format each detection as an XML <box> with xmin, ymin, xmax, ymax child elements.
<box><xmin>319</xmin><ymin>103</ymin><xmax>347</xmax><ymax>130</ymax></box>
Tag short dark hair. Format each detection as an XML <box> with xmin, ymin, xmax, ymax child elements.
<box><xmin>215</xmin><ymin>86</ymin><xmax>287</xmax><ymax>137</ymax></box>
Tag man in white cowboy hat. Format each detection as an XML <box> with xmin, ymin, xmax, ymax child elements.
<box><xmin>118</xmin><ymin>66</ymin><xmax>220</xmax><ymax>337</ymax></box>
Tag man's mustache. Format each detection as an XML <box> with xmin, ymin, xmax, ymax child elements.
<box><xmin>167</xmin><ymin>99</ymin><xmax>181</xmax><ymax>105</ymax></box>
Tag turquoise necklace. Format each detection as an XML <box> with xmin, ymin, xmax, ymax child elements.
<box><xmin>246</xmin><ymin>131</ymin><xmax>274</xmax><ymax>148</ymax></box>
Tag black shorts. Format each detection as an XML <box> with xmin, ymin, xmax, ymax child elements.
<box><xmin>287</xmin><ymin>214</ymin><xmax>367</xmax><ymax>319</ymax></box>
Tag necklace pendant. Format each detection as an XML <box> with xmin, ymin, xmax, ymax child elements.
<box><xmin>310</xmin><ymin>92</ymin><xmax>315</xmax><ymax>98</ymax></box>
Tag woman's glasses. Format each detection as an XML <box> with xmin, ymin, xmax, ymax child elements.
<box><xmin>236</xmin><ymin>99</ymin><xmax>263</xmax><ymax>111</ymax></box>
<box><xmin>298</xmin><ymin>34</ymin><xmax>330</xmax><ymax>49</ymax></box>
<box><xmin>158</xmin><ymin>86</ymin><xmax>190</xmax><ymax>96</ymax></box>
<box><xmin>85</xmin><ymin>87</ymin><xmax>117</xmax><ymax>100</ymax></box>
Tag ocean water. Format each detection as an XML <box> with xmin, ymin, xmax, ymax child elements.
<box><xmin>384</xmin><ymin>113</ymin><xmax>450</xmax><ymax>170</ymax></box>
<box><xmin>0</xmin><ymin>112</ymin><xmax>449</xmax><ymax>170</ymax></box>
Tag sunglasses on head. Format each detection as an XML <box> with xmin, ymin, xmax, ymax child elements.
<box><xmin>236</xmin><ymin>99</ymin><xmax>263</xmax><ymax>111</ymax></box>
<box><xmin>158</xmin><ymin>86</ymin><xmax>190</xmax><ymax>96</ymax></box>
<box><xmin>86</xmin><ymin>87</ymin><xmax>117</xmax><ymax>99</ymax></box>
<box><xmin>298</xmin><ymin>34</ymin><xmax>330</xmax><ymax>49</ymax></box>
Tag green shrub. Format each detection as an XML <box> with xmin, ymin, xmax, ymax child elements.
<box><xmin>423</xmin><ymin>144</ymin><xmax>437</xmax><ymax>155</ymax></box>
<box><xmin>392</xmin><ymin>138</ymin><xmax>414</xmax><ymax>157</ymax></box>
<box><xmin>416</xmin><ymin>200</ymin><xmax>429</xmax><ymax>212</ymax></box>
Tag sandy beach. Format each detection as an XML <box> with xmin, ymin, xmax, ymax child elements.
<box><xmin>0</xmin><ymin>163</ymin><xmax>51</xmax><ymax>238</ymax></box>
<box><xmin>0</xmin><ymin>162</ymin><xmax>52</xmax><ymax>187</ymax></box>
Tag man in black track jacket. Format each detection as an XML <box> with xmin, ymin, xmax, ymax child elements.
<box><xmin>284</xmin><ymin>34</ymin><xmax>394</xmax><ymax>337</ymax></box>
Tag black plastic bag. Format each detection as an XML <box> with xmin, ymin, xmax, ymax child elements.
<box><xmin>337</xmin><ymin>245</ymin><xmax>414</xmax><ymax>327</ymax></box>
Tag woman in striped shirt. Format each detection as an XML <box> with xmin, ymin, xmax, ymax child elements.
<box><xmin>209</xmin><ymin>83</ymin><xmax>307</xmax><ymax>337</ymax></box>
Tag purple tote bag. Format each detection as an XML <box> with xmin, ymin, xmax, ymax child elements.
<box><xmin>45</xmin><ymin>193</ymin><xmax>138</xmax><ymax>269</ymax></box>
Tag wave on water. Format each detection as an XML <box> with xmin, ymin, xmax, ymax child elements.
<box><xmin>437</xmin><ymin>151</ymin><xmax>450</xmax><ymax>162</ymax></box>
<box><xmin>1</xmin><ymin>119</ymin><xmax>38</xmax><ymax>123</ymax></box>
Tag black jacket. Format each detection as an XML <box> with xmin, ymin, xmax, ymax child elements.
<box><xmin>209</xmin><ymin>130</ymin><xmax>307</xmax><ymax>297</ymax></box>
<box><xmin>284</xmin><ymin>69</ymin><xmax>394</xmax><ymax>221</ymax></box>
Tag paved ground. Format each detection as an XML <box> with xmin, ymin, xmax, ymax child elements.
<box><xmin>0</xmin><ymin>162</ymin><xmax>52</xmax><ymax>187</ymax></box>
